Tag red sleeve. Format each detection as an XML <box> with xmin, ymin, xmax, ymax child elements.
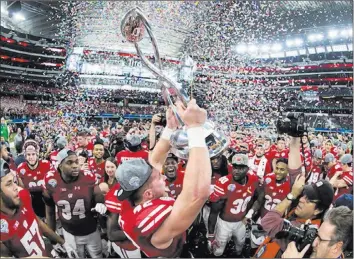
<box><xmin>43</xmin><ymin>170</ymin><xmax>58</xmax><ymax>192</ymax></box>
<box><xmin>115</xmin><ymin>152</ymin><xmax>122</xmax><ymax>164</ymax></box>
<box><xmin>134</xmin><ymin>198</ymin><xmax>174</xmax><ymax>237</ymax></box>
<box><xmin>105</xmin><ymin>186</ymin><xmax>122</xmax><ymax>214</ymax></box>
<box><xmin>209</xmin><ymin>175</ymin><xmax>229</xmax><ymax>202</ymax></box>
<box><xmin>341</xmin><ymin>170</ymin><xmax>353</xmax><ymax>186</ymax></box>
<box><xmin>260</xmin><ymin>210</ymin><xmax>285</xmax><ymax>238</ymax></box>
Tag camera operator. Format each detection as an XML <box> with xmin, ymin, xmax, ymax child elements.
<box><xmin>254</xmin><ymin>136</ymin><xmax>335</xmax><ymax>258</ymax></box>
<box><xmin>282</xmin><ymin>206</ymin><xmax>353</xmax><ymax>258</ymax></box>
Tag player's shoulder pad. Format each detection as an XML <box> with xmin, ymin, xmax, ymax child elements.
<box><xmin>134</xmin><ymin>197</ymin><xmax>174</xmax><ymax>236</ymax></box>
<box><xmin>81</xmin><ymin>169</ymin><xmax>98</xmax><ymax>184</ymax></box>
<box><xmin>44</xmin><ymin>170</ymin><xmax>59</xmax><ymax>190</ymax></box>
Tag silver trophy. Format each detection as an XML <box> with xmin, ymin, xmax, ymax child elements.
<box><xmin>121</xmin><ymin>7</ymin><xmax>228</xmax><ymax>159</ymax></box>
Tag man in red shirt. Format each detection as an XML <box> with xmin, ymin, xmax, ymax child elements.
<box><xmin>307</xmin><ymin>149</ymin><xmax>323</xmax><ymax>184</ymax></box>
<box><xmin>163</xmin><ymin>153</ymin><xmax>184</xmax><ymax>199</ymax></box>
<box><xmin>17</xmin><ymin>139</ymin><xmax>53</xmax><ymax>218</ymax></box>
<box><xmin>115</xmin><ymin>135</ymin><xmax>148</xmax><ymax>164</ymax></box>
<box><xmin>43</xmin><ymin>149</ymin><xmax>106</xmax><ymax>258</ymax></box>
<box><xmin>0</xmin><ymin>161</ymin><xmax>76</xmax><ymax>258</ymax></box>
<box><xmin>208</xmin><ymin>153</ymin><xmax>259</xmax><ymax>256</ymax></box>
<box><xmin>265</xmin><ymin>137</ymin><xmax>289</xmax><ymax>171</ymax></box>
<box><xmin>248</xmin><ymin>144</ymin><xmax>272</xmax><ymax>184</ymax></box>
<box><xmin>74</xmin><ymin>131</ymin><xmax>94</xmax><ymax>157</ymax></box>
<box><xmin>324</xmin><ymin>153</ymin><xmax>343</xmax><ymax>181</ymax></box>
<box><xmin>116</xmin><ymin>101</ymin><xmax>211</xmax><ymax>258</ymax></box>
<box><xmin>328</xmin><ymin>154</ymin><xmax>353</xmax><ymax>202</ymax></box>
<box><xmin>88</xmin><ymin>140</ymin><xmax>105</xmax><ymax>183</ymax></box>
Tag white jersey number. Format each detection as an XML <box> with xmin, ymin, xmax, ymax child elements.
<box><xmin>230</xmin><ymin>196</ymin><xmax>252</xmax><ymax>214</ymax></box>
<box><xmin>264</xmin><ymin>194</ymin><xmax>281</xmax><ymax>211</ymax></box>
<box><xmin>20</xmin><ymin>220</ymin><xmax>45</xmax><ymax>256</ymax></box>
<box><xmin>57</xmin><ymin>199</ymin><xmax>86</xmax><ymax>220</ymax></box>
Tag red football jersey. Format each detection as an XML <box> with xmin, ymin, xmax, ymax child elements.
<box><xmin>165</xmin><ymin>169</ymin><xmax>185</xmax><ymax>199</ymax></box>
<box><xmin>307</xmin><ymin>165</ymin><xmax>322</xmax><ymax>184</ymax></box>
<box><xmin>87</xmin><ymin>157</ymin><xmax>105</xmax><ymax>183</ymax></box>
<box><xmin>17</xmin><ymin>160</ymin><xmax>53</xmax><ymax>193</ymax></box>
<box><xmin>210</xmin><ymin>172</ymin><xmax>258</xmax><ymax>222</ymax></box>
<box><xmin>119</xmin><ymin>197</ymin><xmax>186</xmax><ymax>257</ymax></box>
<box><xmin>74</xmin><ymin>142</ymin><xmax>94</xmax><ymax>157</ymax></box>
<box><xmin>260</xmin><ymin>173</ymin><xmax>291</xmax><ymax>218</ymax></box>
<box><xmin>115</xmin><ymin>149</ymin><xmax>149</xmax><ymax>164</ymax></box>
<box><xmin>105</xmin><ymin>184</ymin><xmax>137</xmax><ymax>251</ymax></box>
<box><xmin>44</xmin><ymin>170</ymin><xmax>98</xmax><ymax>236</ymax></box>
<box><xmin>49</xmin><ymin>150</ymin><xmax>60</xmax><ymax>169</ymax></box>
<box><xmin>326</xmin><ymin>163</ymin><xmax>343</xmax><ymax>180</ymax></box>
<box><xmin>1</xmin><ymin>189</ymin><xmax>47</xmax><ymax>257</ymax></box>
<box><xmin>332</xmin><ymin>168</ymin><xmax>353</xmax><ymax>201</ymax></box>
<box><xmin>265</xmin><ymin>149</ymin><xmax>289</xmax><ymax>162</ymax></box>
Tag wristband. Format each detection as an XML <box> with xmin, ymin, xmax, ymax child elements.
<box><xmin>187</xmin><ymin>127</ymin><xmax>207</xmax><ymax>149</ymax></box>
<box><xmin>161</xmin><ymin>127</ymin><xmax>174</xmax><ymax>141</ymax></box>
<box><xmin>207</xmin><ymin>233</ymin><xmax>215</xmax><ymax>239</ymax></box>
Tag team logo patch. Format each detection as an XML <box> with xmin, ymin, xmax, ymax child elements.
<box><xmin>48</xmin><ymin>179</ymin><xmax>57</xmax><ymax>188</ymax></box>
<box><xmin>0</xmin><ymin>219</ymin><xmax>9</xmax><ymax>233</ymax></box>
<box><xmin>227</xmin><ymin>184</ymin><xmax>236</xmax><ymax>192</ymax></box>
<box><xmin>265</xmin><ymin>177</ymin><xmax>271</xmax><ymax>184</ymax></box>
<box><xmin>316</xmin><ymin>181</ymin><xmax>323</xmax><ymax>187</ymax></box>
<box><xmin>20</xmin><ymin>169</ymin><xmax>26</xmax><ymax>175</ymax></box>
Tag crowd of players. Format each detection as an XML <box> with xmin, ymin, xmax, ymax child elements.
<box><xmin>0</xmin><ymin>100</ymin><xmax>353</xmax><ymax>258</ymax></box>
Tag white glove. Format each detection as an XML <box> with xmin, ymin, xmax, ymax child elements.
<box><xmin>53</xmin><ymin>243</ymin><xmax>66</xmax><ymax>254</ymax></box>
<box><xmin>245</xmin><ymin>209</ymin><xmax>254</xmax><ymax>219</ymax></box>
<box><xmin>91</xmin><ymin>203</ymin><xmax>107</xmax><ymax>215</ymax></box>
<box><xmin>63</xmin><ymin>241</ymin><xmax>79</xmax><ymax>258</ymax></box>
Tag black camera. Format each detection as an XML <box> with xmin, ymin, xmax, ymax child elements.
<box><xmin>275</xmin><ymin>219</ymin><xmax>317</xmax><ymax>252</ymax></box>
<box><xmin>155</xmin><ymin>114</ymin><xmax>167</xmax><ymax>127</ymax></box>
<box><xmin>276</xmin><ymin>112</ymin><xmax>308</xmax><ymax>137</ymax></box>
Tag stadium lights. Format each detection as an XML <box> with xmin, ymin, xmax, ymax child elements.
<box><xmin>286</xmin><ymin>38</ymin><xmax>303</xmax><ymax>47</ymax></box>
<box><xmin>271</xmin><ymin>43</ymin><xmax>283</xmax><ymax>52</ymax></box>
<box><xmin>260</xmin><ymin>44</ymin><xmax>270</xmax><ymax>52</ymax></box>
<box><xmin>14</xmin><ymin>12</ymin><xmax>25</xmax><ymax>21</ymax></box>
<box><xmin>247</xmin><ymin>45</ymin><xmax>257</xmax><ymax>53</ymax></box>
<box><xmin>328</xmin><ymin>30</ymin><xmax>338</xmax><ymax>38</ymax></box>
<box><xmin>308</xmin><ymin>33</ymin><xmax>324</xmax><ymax>42</ymax></box>
<box><xmin>236</xmin><ymin>44</ymin><xmax>247</xmax><ymax>53</ymax></box>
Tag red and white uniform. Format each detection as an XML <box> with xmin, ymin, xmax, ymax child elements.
<box><xmin>327</xmin><ymin>166</ymin><xmax>353</xmax><ymax>202</ymax></box>
<box><xmin>0</xmin><ymin>189</ymin><xmax>47</xmax><ymax>257</ymax></box>
<box><xmin>248</xmin><ymin>156</ymin><xmax>272</xmax><ymax>183</ymax></box>
<box><xmin>74</xmin><ymin>142</ymin><xmax>94</xmax><ymax>157</ymax></box>
<box><xmin>49</xmin><ymin>150</ymin><xmax>60</xmax><ymax>169</ymax></box>
<box><xmin>260</xmin><ymin>173</ymin><xmax>291</xmax><ymax>218</ymax></box>
<box><xmin>326</xmin><ymin>162</ymin><xmax>343</xmax><ymax>180</ymax></box>
<box><xmin>209</xmin><ymin>172</ymin><xmax>258</xmax><ymax>256</ymax></box>
<box><xmin>210</xmin><ymin>172</ymin><xmax>259</xmax><ymax>222</ymax></box>
<box><xmin>115</xmin><ymin>149</ymin><xmax>149</xmax><ymax>164</ymax></box>
<box><xmin>88</xmin><ymin>157</ymin><xmax>105</xmax><ymax>183</ymax></box>
<box><xmin>44</xmin><ymin>170</ymin><xmax>98</xmax><ymax>236</ymax></box>
<box><xmin>105</xmin><ymin>184</ymin><xmax>140</xmax><ymax>257</ymax></box>
<box><xmin>17</xmin><ymin>160</ymin><xmax>53</xmax><ymax>218</ymax></box>
<box><xmin>301</xmin><ymin>147</ymin><xmax>312</xmax><ymax>173</ymax></box>
<box><xmin>119</xmin><ymin>197</ymin><xmax>186</xmax><ymax>257</ymax></box>
<box><xmin>165</xmin><ymin>169</ymin><xmax>185</xmax><ymax>199</ymax></box>
<box><xmin>307</xmin><ymin>164</ymin><xmax>322</xmax><ymax>184</ymax></box>
<box><xmin>265</xmin><ymin>149</ymin><xmax>289</xmax><ymax>163</ymax></box>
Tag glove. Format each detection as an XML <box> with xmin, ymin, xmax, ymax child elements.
<box><xmin>91</xmin><ymin>203</ymin><xmax>107</xmax><ymax>215</ymax></box>
<box><xmin>207</xmin><ymin>233</ymin><xmax>217</xmax><ymax>252</ymax></box>
<box><xmin>53</xmin><ymin>243</ymin><xmax>66</xmax><ymax>254</ymax></box>
<box><xmin>63</xmin><ymin>241</ymin><xmax>79</xmax><ymax>258</ymax></box>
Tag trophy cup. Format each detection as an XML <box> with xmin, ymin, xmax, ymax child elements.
<box><xmin>121</xmin><ymin>7</ymin><xmax>228</xmax><ymax>159</ymax></box>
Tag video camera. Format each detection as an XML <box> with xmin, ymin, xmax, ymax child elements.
<box><xmin>276</xmin><ymin>112</ymin><xmax>308</xmax><ymax>137</ymax></box>
<box><xmin>275</xmin><ymin>219</ymin><xmax>317</xmax><ymax>252</ymax></box>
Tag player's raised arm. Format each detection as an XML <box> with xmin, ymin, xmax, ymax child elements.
<box><xmin>151</xmin><ymin>99</ymin><xmax>212</xmax><ymax>249</ymax></box>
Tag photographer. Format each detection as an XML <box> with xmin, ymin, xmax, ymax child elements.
<box><xmin>255</xmin><ymin>135</ymin><xmax>335</xmax><ymax>258</ymax></box>
<box><xmin>282</xmin><ymin>206</ymin><xmax>353</xmax><ymax>258</ymax></box>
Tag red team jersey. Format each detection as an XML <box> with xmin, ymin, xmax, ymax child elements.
<box><xmin>210</xmin><ymin>172</ymin><xmax>258</xmax><ymax>222</ymax></box>
<box><xmin>165</xmin><ymin>169</ymin><xmax>185</xmax><ymax>199</ymax></box>
<box><xmin>17</xmin><ymin>160</ymin><xmax>53</xmax><ymax>217</ymax></box>
<box><xmin>1</xmin><ymin>189</ymin><xmax>47</xmax><ymax>257</ymax></box>
<box><xmin>49</xmin><ymin>150</ymin><xmax>60</xmax><ymax>168</ymax></box>
<box><xmin>260</xmin><ymin>173</ymin><xmax>291</xmax><ymax>218</ymax></box>
<box><xmin>119</xmin><ymin>197</ymin><xmax>186</xmax><ymax>257</ymax></box>
<box><xmin>44</xmin><ymin>170</ymin><xmax>98</xmax><ymax>236</ymax></box>
<box><xmin>328</xmin><ymin>167</ymin><xmax>353</xmax><ymax>202</ymax></box>
<box><xmin>105</xmin><ymin>184</ymin><xmax>137</xmax><ymax>251</ymax></box>
<box><xmin>115</xmin><ymin>149</ymin><xmax>149</xmax><ymax>164</ymax></box>
<box><xmin>265</xmin><ymin>149</ymin><xmax>289</xmax><ymax>162</ymax></box>
<box><xmin>307</xmin><ymin>164</ymin><xmax>322</xmax><ymax>184</ymax></box>
<box><xmin>87</xmin><ymin>157</ymin><xmax>105</xmax><ymax>183</ymax></box>
<box><xmin>327</xmin><ymin>162</ymin><xmax>343</xmax><ymax>180</ymax></box>
<box><xmin>17</xmin><ymin>160</ymin><xmax>53</xmax><ymax>193</ymax></box>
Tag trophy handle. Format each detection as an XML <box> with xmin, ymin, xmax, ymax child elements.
<box><xmin>121</xmin><ymin>7</ymin><xmax>190</xmax><ymax>107</ymax></box>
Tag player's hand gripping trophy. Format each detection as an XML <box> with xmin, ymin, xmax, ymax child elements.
<box><xmin>121</xmin><ymin>7</ymin><xmax>228</xmax><ymax>159</ymax></box>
